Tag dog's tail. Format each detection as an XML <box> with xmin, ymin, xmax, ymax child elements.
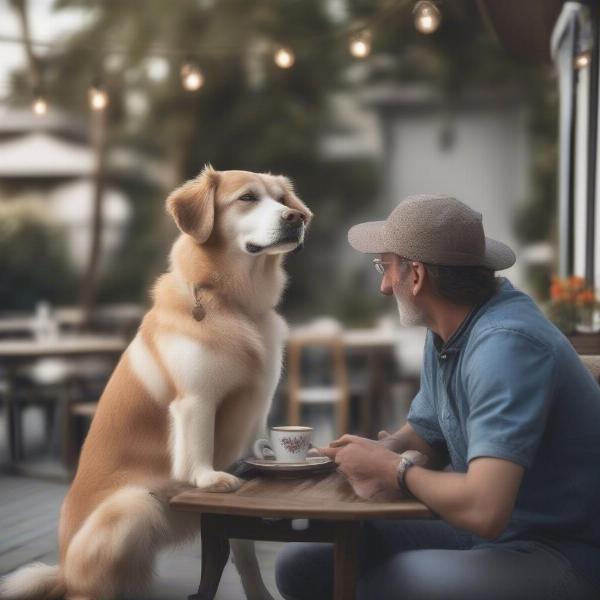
<box><xmin>0</xmin><ymin>562</ymin><xmax>65</xmax><ymax>600</ymax></box>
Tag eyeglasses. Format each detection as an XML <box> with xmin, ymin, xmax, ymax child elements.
<box><xmin>372</xmin><ymin>258</ymin><xmax>392</xmax><ymax>275</ymax></box>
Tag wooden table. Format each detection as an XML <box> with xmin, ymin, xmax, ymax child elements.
<box><xmin>169</xmin><ymin>470</ymin><xmax>433</xmax><ymax>600</ymax></box>
<box><xmin>0</xmin><ymin>335</ymin><xmax>127</xmax><ymax>478</ymax></box>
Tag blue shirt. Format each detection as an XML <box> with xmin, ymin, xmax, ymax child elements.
<box><xmin>407</xmin><ymin>277</ymin><xmax>600</xmax><ymax>586</ymax></box>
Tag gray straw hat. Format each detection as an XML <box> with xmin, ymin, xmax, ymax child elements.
<box><xmin>347</xmin><ymin>194</ymin><xmax>516</xmax><ymax>270</ymax></box>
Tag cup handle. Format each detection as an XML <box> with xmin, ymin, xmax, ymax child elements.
<box><xmin>253</xmin><ymin>438</ymin><xmax>275</xmax><ymax>459</ymax></box>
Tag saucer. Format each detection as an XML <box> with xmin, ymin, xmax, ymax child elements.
<box><xmin>243</xmin><ymin>456</ymin><xmax>335</xmax><ymax>475</ymax></box>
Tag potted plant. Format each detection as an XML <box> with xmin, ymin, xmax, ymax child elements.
<box><xmin>546</xmin><ymin>276</ymin><xmax>600</xmax><ymax>354</ymax></box>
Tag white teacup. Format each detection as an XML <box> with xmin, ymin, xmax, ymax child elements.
<box><xmin>253</xmin><ymin>426</ymin><xmax>314</xmax><ymax>463</ymax></box>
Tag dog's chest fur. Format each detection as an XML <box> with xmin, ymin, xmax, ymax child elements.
<box><xmin>130</xmin><ymin>308</ymin><xmax>287</xmax><ymax>405</ymax></box>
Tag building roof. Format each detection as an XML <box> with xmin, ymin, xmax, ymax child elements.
<box><xmin>478</xmin><ymin>0</ymin><xmax>564</xmax><ymax>63</ymax></box>
<box><xmin>0</xmin><ymin>104</ymin><xmax>86</xmax><ymax>140</ymax></box>
<box><xmin>0</xmin><ymin>132</ymin><xmax>94</xmax><ymax>177</ymax></box>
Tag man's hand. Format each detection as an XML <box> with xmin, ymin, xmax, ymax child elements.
<box><xmin>314</xmin><ymin>434</ymin><xmax>406</xmax><ymax>501</ymax></box>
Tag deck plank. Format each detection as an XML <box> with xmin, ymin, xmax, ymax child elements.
<box><xmin>0</xmin><ymin>474</ymin><xmax>285</xmax><ymax>599</ymax></box>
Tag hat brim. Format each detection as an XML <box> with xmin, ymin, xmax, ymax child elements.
<box><xmin>481</xmin><ymin>237</ymin><xmax>516</xmax><ymax>271</ymax></box>
<box><xmin>348</xmin><ymin>221</ymin><xmax>516</xmax><ymax>270</ymax></box>
<box><xmin>347</xmin><ymin>220</ymin><xmax>388</xmax><ymax>254</ymax></box>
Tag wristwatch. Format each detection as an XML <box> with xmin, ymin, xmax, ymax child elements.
<box><xmin>395</xmin><ymin>453</ymin><xmax>416</xmax><ymax>497</ymax></box>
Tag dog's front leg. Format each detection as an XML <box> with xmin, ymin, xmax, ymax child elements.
<box><xmin>170</xmin><ymin>395</ymin><xmax>243</xmax><ymax>492</ymax></box>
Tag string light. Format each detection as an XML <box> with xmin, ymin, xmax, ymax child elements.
<box><xmin>32</xmin><ymin>96</ymin><xmax>47</xmax><ymax>115</ymax></box>
<box><xmin>414</xmin><ymin>1</ymin><xmax>441</xmax><ymax>34</ymax></box>
<box><xmin>574</xmin><ymin>50</ymin><xmax>591</xmax><ymax>69</ymax></box>
<box><xmin>145</xmin><ymin>56</ymin><xmax>170</xmax><ymax>82</ymax></box>
<box><xmin>349</xmin><ymin>30</ymin><xmax>372</xmax><ymax>59</ymax></box>
<box><xmin>180</xmin><ymin>62</ymin><xmax>204</xmax><ymax>91</ymax></box>
<box><xmin>89</xmin><ymin>84</ymin><xmax>109</xmax><ymax>111</ymax></box>
<box><xmin>274</xmin><ymin>46</ymin><xmax>295</xmax><ymax>69</ymax></box>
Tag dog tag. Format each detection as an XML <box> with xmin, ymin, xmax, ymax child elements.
<box><xmin>192</xmin><ymin>303</ymin><xmax>206</xmax><ymax>321</ymax></box>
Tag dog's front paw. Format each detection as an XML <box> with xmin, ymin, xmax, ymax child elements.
<box><xmin>192</xmin><ymin>469</ymin><xmax>244</xmax><ymax>492</ymax></box>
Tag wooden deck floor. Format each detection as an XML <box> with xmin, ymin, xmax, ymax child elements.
<box><xmin>0</xmin><ymin>475</ymin><xmax>287</xmax><ymax>599</ymax></box>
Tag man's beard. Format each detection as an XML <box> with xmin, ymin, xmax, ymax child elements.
<box><xmin>393</xmin><ymin>281</ymin><xmax>426</xmax><ymax>327</ymax></box>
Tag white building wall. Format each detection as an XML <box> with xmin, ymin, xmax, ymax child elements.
<box><xmin>382</xmin><ymin>105</ymin><xmax>530</xmax><ymax>289</ymax></box>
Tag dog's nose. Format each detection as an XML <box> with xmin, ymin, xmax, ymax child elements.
<box><xmin>281</xmin><ymin>209</ymin><xmax>304</xmax><ymax>225</ymax></box>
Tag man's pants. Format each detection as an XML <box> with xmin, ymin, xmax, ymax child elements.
<box><xmin>274</xmin><ymin>519</ymin><xmax>599</xmax><ymax>600</ymax></box>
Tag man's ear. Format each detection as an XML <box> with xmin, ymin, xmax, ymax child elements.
<box><xmin>166</xmin><ymin>164</ymin><xmax>219</xmax><ymax>243</ymax></box>
<box><xmin>277</xmin><ymin>175</ymin><xmax>313</xmax><ymax>226</ymax></box>
<box><xmin>411</xmin><ymin>261</ymin><xmax>427</xmax><ymax>296</ymax></box>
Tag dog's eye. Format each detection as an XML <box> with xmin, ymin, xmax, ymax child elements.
<box><xmin>239</xmin><ymin>192</ymin><xmax>258</xmax><ymax>202</ymax></box>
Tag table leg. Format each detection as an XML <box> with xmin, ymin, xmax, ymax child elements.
<box><xmin>333</xmin><ymin>521</ymin><xmax>360</xmax><ymax>600</ymax></box>
<box><xmin>4</xmin><ymin>389</ymin><xmax>18</xmax><ymax>465</ymax></box>
<box><xmin>189</xmin><ymin>513</ymin><xmax>230</xmax><ymax>600</ymax></box>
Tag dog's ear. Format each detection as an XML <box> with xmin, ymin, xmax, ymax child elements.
<box><xmin>278</xmin><ymin>175</ymin><xmax>313</xmax><ymax>226</ymax></box>
<box><xmin>166</xmin><ymin>164</ymin><xmax>219</xmax><ymax>243</ymax></box>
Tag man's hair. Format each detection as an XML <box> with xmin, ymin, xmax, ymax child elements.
<box><xmin>398</xmin><ymin>258</ymin><xmax>500</xmax><ymax>306</ymax></box>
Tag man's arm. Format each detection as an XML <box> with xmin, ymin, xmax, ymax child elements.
<box><xmin>377</xmin><ymin>422</ymin><xmax>449</xmax><ymax>470</ymax></box>
<box><xmin>404</xmin><ymin>456</ymin><xmax>524</xmax><ymax>539</ymax></box>
<box><xmin>320</xmin><ymin>434</ymin><xmax>524</xmax><ymax>540</ymax></box>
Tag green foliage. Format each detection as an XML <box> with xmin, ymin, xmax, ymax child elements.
<box><xmin>8</xmin><ymin>0</ymin><xmax>558</xmax><ymax>321</ymax></box>
<box><xmin>0</xmin><ymin>200</ymin><xmax>77</xmax><ymax>310</ymax></box>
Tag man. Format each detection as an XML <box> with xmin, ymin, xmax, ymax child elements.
<box><xmin>275</xmin><ymin>195</ymin><xmax>600</xmax><ymax>600</ymax></box>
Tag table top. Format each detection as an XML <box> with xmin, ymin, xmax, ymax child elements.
<box><xmin>169</xmin><ymin>471</ymin><xmax>433</xmax><ymax>521</ymax></box>
<box><xmin>341</xmin><ymin>328</ymin><xmax>397</xmax><ymax>349</ymax></box>
<box><xmin>0</xmin><ymin>335</ymin><xmax>127</xmax><ymax>359</ymax></box>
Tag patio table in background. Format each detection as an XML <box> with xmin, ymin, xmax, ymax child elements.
<box><xmin>0</xmin><ymin>334</ymin><xmax>127</xmax><ymax>479</ymax></box>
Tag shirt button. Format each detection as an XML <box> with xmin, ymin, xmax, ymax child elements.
<box><xmin>441</xmin><ymin>353</ymin><xmax>447</xmax><ymax>359</ymax></box>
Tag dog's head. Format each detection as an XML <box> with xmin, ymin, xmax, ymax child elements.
<box><xmin>166</xmin><ymin>164</ymin><xmax>313</xmax><ymax>255</ymax></box>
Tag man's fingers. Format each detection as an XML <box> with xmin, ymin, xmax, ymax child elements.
<box><xmin>377</xmin><ymin>430</ymin><xmax>391</xmax><ymax>440</ymax></box>
<box><xmin>329</xmin><ymin>434</ymin><xmax>368</xmax><ymax>447</ymax></box>
<box><xmin>315</xmin><ymin>446</ymin><xmax>338</xmax><ymax>459</ymax></box>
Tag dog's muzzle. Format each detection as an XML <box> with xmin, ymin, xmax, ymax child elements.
<box><xmin>245</xmin><ymin>224</ymin><xmax>304</xmax><ymax>254</ymax></box>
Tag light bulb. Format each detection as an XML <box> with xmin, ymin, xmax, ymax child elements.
<box><xmin>32</xmin><ymin>96</ymin><xmax>47</xmax><ymax>116</ymax></box>
<box><xmin>146</xmin><ymin>56</ymin><xmax>170</xmax><ymax>82</ymax></box>
<box><xmin>575</xmin><ymin>51</ymin><xmax>591</xmax><ymax>69</ymax></box>
<box><xmin>89</xmin><ymin>86</ymin><xmax>108</xmax><ymax>111</ymax></box>
<box><xmin>414</xmin><ymin>1</ymin><xmax>441</xmax><ymax>34</ymax></box>
<box><xmin>274</xmin><ymin>47</ymin><xmax>295</xmax><ymax>69</ymax></box>
<box><xmin>349</xmin><ymin>30</ymin><xmax>372</xmax><ymax>58</ymax></box>
<box><xmin>181</xmin><ymin>63</ymin><xmax>204</xmax><ymax>91</ymax></box>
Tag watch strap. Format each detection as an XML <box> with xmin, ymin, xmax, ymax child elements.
<box><xmin>396</xmin><ymin>455</ymin><xmax>416</xmax><ymax>498</ymax></box>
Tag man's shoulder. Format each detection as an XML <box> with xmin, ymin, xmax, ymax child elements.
<box><xmin>467</xmin><ymin>287</ymin><xmax>559</xmax><ymax>355</ymax></box>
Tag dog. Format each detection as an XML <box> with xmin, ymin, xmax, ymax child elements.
<box><xmin>0</xmin><ymin>165</ymin><xmax>312</xmax><ymax>600</ymax></box>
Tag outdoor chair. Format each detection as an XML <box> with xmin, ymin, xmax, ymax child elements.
<box><xmin>287</xmin><ymin>330</ymin><xmax>350</xmax><ymax>438</ymax></box>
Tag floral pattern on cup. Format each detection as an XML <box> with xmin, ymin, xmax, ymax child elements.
<box><xmin>281</xmin><ymin>435</ymin><xmax>311</xmax><ymax>454</ymax></box>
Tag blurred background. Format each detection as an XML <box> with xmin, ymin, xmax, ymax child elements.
<box><xmin>0</xmin><ymin>0</ymin><xmax>599</xmax><ymax>595</ymax></box>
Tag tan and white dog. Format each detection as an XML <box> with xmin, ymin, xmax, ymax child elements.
<box><xmin>0</xmin><ymin>165</ymin><xmax>312</xmax><ymax>600</ymax></box>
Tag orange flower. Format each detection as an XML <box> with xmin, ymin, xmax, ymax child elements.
<box><xmin>568</xmin><ymin>275</ymin><xmax>585</xmax><ymax>290</ymax></box>
<box><xmin>576</xmin><ymin>289</ymin><xmax>596</xmax><ymax>305</ymax></box>
<box><xmin>550</xmin><ymin>282</ymin><xmax>564</xmax><ymax>300</ymax></box>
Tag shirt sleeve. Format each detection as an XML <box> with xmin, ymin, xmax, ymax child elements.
<box><xmin>407</xmin><ymin>331</ymin><xmax>447</xmax><ymax>450</ymax></box>
<box><xmin>464</xmin><ymin>327</ymin><xmax>556</xmax><ymax>469</ymax></box>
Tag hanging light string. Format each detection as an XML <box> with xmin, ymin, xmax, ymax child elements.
<box><xmin>0</xmin><ymin>0</ymin><xmax>411</xmax><ymax>59</ymax></box>
<box><xmin>0</xmin><ymin>0</ymin><xmax>448</xmax><ymax>114</ymax></box>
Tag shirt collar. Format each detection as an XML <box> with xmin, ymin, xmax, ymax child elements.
<box><xmin>431</xmin><ymin>277</ymin><xmax>511</xmax><ymax>356</ymax></box>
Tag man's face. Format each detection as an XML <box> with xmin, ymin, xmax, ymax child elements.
<box><xmin>379</xmin><ymin>253</ymin><xmax>426</xmax><ymax>327</ymax></box>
